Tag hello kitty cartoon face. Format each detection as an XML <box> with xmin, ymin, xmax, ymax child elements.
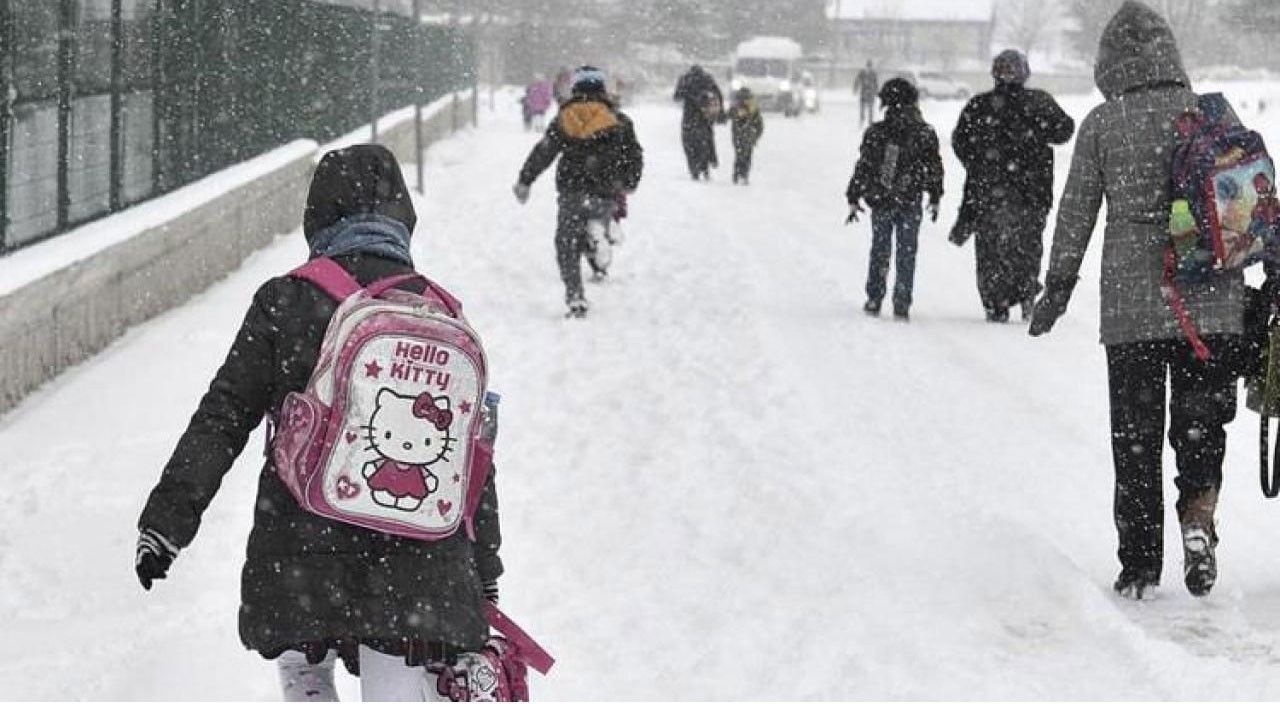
<box><xmin>364</xmin><ymin>389</ymin><xmax>455</xmax><ymax>467</ymax></box>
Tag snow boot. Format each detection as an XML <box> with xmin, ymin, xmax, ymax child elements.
<box><xmin>1179</xmin><ymin>487</ymin><xmax>1219</xmax><ymax>597</ymax></box>
<box><xmin>565</xmin><ymin>298</ymin><xmax>589</xmax><ymax>319</ymax></box>
<box><xmin>1113</xmin><ymin>568</ymin><xmax>1160</xmax><ymax>600</ymax></box>
<box><xmin>985</xmin><ymin>307</ymin><xmax>1010</xmax><ymax>323</ymax></box>
<box><xmin>893</xmin><ymin>305</ymin><xmax>910</xmax><ymax>322</ymax></box>
<box><xmin>864</xmin><ymin>299</ymin><xmax>882</xmax><ymax>317</ymax></box>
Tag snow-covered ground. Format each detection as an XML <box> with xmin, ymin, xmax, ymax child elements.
<box><xmin>6</xmin><ymin>83</ymin><xmax>1280</xmax><ymax>700</ymax></box>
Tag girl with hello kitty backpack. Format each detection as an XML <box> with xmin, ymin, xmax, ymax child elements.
<box><xmin>135</xmin><ymin>144</ymin><xmax>551</xmax><ymax>701</ymax></box>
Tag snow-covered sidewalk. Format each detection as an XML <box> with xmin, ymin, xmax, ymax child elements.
<box><xmin>5</xmin><ymin>88</ymin><xmax>1280</xmax><ymax>700</ymax></box>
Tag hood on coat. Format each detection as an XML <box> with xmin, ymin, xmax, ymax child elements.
<box><xmin>1094</xmin><ymin>1</ymin><xmax>1189</xmax><ymax>101</ymax></box>
<box><xmin>304</xmin><ymin>144</ymin><xmax>416</xmax><ymax>241</ymax></box>
<box><xmin>558</xmin><ymin>100</ymin><xmax>621</xmax><ymax>140</ymax></box>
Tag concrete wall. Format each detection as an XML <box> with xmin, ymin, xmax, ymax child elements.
<box><xmin>0</xmin><ymin>90</ymin><xmax>478</xmax><ymax>416</ymax></box>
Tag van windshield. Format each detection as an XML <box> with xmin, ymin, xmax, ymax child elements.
<box><xmin>735</xmin><ymin>58</ymin><xmax>789</xmax><ymax>78</ymax></box>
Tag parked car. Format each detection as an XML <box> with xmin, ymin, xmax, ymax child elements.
<box><xmin>890</xmin><ymin>70</ymin><xmax>972</xmax><ymax>101</ymax></box>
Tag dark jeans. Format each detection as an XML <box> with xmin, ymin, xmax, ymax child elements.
<box><xmin>682</xmin><ymin>116</ymin><xmax>717</xmax><ymax>177</ymax></box>
<box><xmin>1106</xmin><ymin>336</ymin><xmax>1239</xmax><ymax>580</ymax></box>
<box><xmin>555</xmin><ymin>195</ymin><xmax>616</xmax><ymax>303</ymax></box>
<box><xmin>973</xmin><ymin>198</ymin><xmax>1048</xmax><ymax>313</ymax></box>
<box><xmin>866</xmin><ymin>204</ymin><xmax>922</xmax><ymax>311</ymax></box>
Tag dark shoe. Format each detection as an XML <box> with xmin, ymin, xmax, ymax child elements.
<box><xmin>863</xmin><ymin>299</ymin><xmax>882</xmax><ymax>316</ymax></box>
<box><xmin>893</xmin><ymin>306</ymin><xmax>910</xmax><ymax>322</ymax></box>
<box><xmin>1182</xmin><ymin>524</ymin><xmax>1217</xmax><ymax>597</ymax></box>
<box><xmin>1114</xmin><ymin>568</ymin><xmax>1160</xmax><ymax>600</ymax></box>
<box><xmin>565</xmin><ymin>297</ymin><xmax>589</xmax><ymax>319</ymax></box>
<box><xmin>985</xmin><ymin>307</ymin><xmax>1010</xmax><ymax>323</ymax></box>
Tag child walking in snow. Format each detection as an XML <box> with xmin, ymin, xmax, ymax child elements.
<box><xmin>845</xmin><ymin>78</ymin><xmax>944</xmax><ymax>321</ymax></box>
<box><xmin>729</xmin><ymin>87</ymin><xmax>764</xmax><ymax>185</ymax></box>
<box><xmin>513</xmin><ymin>66</ymin><xmax>644</xmax><ymax>318</ymax></box>
<box><xmin>135</xmin><ymin>144</ymin><xmax>504</xmax><ymax>701</ymax></box>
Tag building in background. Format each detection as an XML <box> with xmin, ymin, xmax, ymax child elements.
<box><xmin>830</xmin><ymin>0</ymin><xmax>995</xmax><ymax>72</ymax></box>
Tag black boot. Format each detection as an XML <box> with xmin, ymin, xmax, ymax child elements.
<box><xmin>1114</xmin><ymin>568</ymin><xmax>1160</xmax><ymax>600</ymax></box>
<box><xmin>863</xmin><ymin>299</ymin><xmax>882</xmax><ymax>316</ymax></box>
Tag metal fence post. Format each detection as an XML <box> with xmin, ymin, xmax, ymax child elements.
<box><xmin>370</xmin><ymin>0</ymin><xmax>380</xmax><ymax>142</ymax></box>
<box><xmin>413</xmin><ymin>0</ymin><xmax>423</xmax><ymax>193</ymax></box>
<box><xmin>56</xmin><ymin>0</ymin><xmax>76</xmax><ymax>229</ymax></box>
<box><xmin>0</xmin><ymin>0</ymin><xmax>12</xmax><ymax>251</ymax></box>
<box><xmin>109</xmin><ymin>0</ymin><xmax>124</xmax><ymax>211</ymax></box>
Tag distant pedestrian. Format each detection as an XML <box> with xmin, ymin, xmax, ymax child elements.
<box><xmin>674</xmin><ymin>65</ymin><xmax>725</xmax><ymax>181</ymax></box>
<box><xmin>853</xmin><ymin>60</ymin><xmax>879</xmax><ymax>127</ymax></box>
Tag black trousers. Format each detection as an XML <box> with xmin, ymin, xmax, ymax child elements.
<box><xmin>682</xmin><ymin>117</ymin><xmax>717</xmax><ymax>177</ymax></box>
<box><xmin>733</xmin><ymin>141</ymin><xmax>755</xmax><ymax>182</ymax></box>
<box><xmin>973</xmin><ymin>199</ymin><xmax>1048</xmax><ymax>313</ymax></box>
<box><xmin>555</xmin><ymin>195</ymin><xmax>615</xmax><ymax>303</ymax></box>
<box><xmin>1106</xmin><ymin>336</ymin><xmax>1238</xmax><ymax>579</ymax></box>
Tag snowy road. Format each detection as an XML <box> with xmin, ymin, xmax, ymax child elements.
<box><xmin>6</xmin><ymin>88</ymin><xmax>1280</xmax><ymax>700</ymax></box>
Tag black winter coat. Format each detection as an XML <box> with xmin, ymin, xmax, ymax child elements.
<box><xmin>674</xmin><ymin>68</ymin><xmax>724</xmax><ymax>127</ymax></box>
<box><xmin>730</xmin><ymin>101</ymin><xmax>764</xmax><ymax>151</ymax></box>
<box><xmin>952</xmin><ymin>84</ymin><xmax>1075</xmax><ymax>212</ymax></box>
<box><xmin>846</xmin><ymin>106</ymin><xmax>944</xmax><ymax>210</ymax></box>
<box><xmin>138</xmin><ymin>253</ymin><xmax>504</xmax><ymax>665</ymax></box>
<box><xmin>518</xmin><ymin>94</ymin><xmax>644</xmax><ymax>199</ymax></box>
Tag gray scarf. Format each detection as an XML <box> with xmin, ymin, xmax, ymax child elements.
<box><xmin>307</xmin><ymin>213</ymin><xmax>413</xmax><ymax>266</ymax></box>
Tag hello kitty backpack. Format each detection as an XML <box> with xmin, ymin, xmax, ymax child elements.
<box><xmin>270</xmin><ymin>257</ymin><xmax>493</xmax><ymax>542</ymax></box>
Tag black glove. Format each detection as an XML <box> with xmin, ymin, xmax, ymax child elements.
<box><xmin>846</xmin><ymin>200</ymin><xmax>863</xmax><ymax>224</ymax></box>
<box><xmin>136</xmin><ymin>527</ymin><xmax>179</xmax><ymax>591</ymax></box>
<box><xmin>482</xmin><ymin>580</ymin><xmax>500</xmax><ymax>604</ymax></box>
<box><xmin>1028</xmin><ymin>276</ymin><xmax>1078</xmax><ymax>337</ymax></box>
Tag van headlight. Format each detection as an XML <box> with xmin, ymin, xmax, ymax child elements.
<box><xmin>731</xmin><ymin>78</ymin><xmax>744</xmax><ymax>90</ymax></box>
<box><xmin>779</xmin><ymin>80</ymin><xmax>791</xmax><ymax>92</ymax></box>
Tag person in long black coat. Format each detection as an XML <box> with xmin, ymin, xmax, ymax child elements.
<box><xmin>673</xmin><ymin>65</ymin><xmax>724</xmax><ymax>181</ymax></box>
<box><xmin>135</xmin><ymin>144</ymin><xmax>503</xmax><ymax>699</ymax></box>
<box><xmin>952</xmin><ymin>49</ymin><xmax>1075</xmax><ymax>322</ymax></box>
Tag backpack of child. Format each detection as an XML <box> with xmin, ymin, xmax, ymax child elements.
<box><xmin>1165</xmin><ymin>92</ymin><xmax>1280</xmax><ymax>360</ymax></box>
<box><xmin>433</xmin><ymin>602</ymin><xmax>557</xmax><ymax>702</ymax></box>
<box><xmin>270</xmin><ymin>256</ymin><xmax>494</xmax><ymax>542</ymax></box>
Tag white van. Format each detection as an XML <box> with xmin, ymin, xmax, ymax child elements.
<box><xmin>731</xmin><ymin>36</ymin><xmax>804</xmax><ymax>116</ymax></box>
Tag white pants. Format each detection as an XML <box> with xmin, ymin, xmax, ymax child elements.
<box><xmin>277</xmin><ymin>646</ymin><xmax>446</xmax><ymax>702</ymax></box>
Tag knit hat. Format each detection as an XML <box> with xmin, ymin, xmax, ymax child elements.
<box><xmin>992</xmin><ymin>49</ymin><xmax>1031</xmax><ymax>85</ymax></box>
<box><xmin>878</xmin><ymin>77</ymin><xmax>918</xmax><ymax>108</ymax></box>
<box><xmin>571</xmin><ymin>65</ymin><xmax>608</xmax><ymax>96</ymax></box>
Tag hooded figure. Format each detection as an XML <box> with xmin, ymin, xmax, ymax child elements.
<box><xmin>1029</xmin><ymin>1</ymin><xmax>1243</xmax><ymax>601</ymax></box>
<box><xmin>673</xmin><ymin>64</ymin><xmax>725</xmax><ymax>180</ymax></box>
<box><xmin>137</xmin><ymin>144</ymin><xmax>503</xmax><ymax>699</ymax></box>
<box><xmin>951</xmin><ymin>48</ymin><xmax>1075</xmax><ymax>322</ymax></box>
<box><xmin>845</xmin><ymin>77</ymin><xmax>944</xmax><ymax>320</ymax></box>
<box><xmin>515</xmin><ymin>66</ymin><xmax>644</xmax><ymax>315</ymax></box>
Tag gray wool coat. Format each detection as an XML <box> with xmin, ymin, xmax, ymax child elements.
<box><xmin>1043</xmin><ymin>1</ymin><xmax>1245</xmax><ymax>346</ymax></box>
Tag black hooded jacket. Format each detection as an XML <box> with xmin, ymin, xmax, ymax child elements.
<box><xmin>846</xmin><ymin>105</ymin><xmax>944</xmax><ymax>210</ymax></box>
<box><xmin>952</xmin><ymin>83</ymin><xmax>1075</xmax><ymax>211</ymax></box>
<box><xmin>518</xmin><ymin>92</ymin><xmax>644</xmax><ymax>198</ymax></box>
<box><xmin>138</xmin><ymin>144</ymin><xmax>503</xmax><ymax>667</ymax></box>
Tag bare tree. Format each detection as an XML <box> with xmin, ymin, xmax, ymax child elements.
<box><xmin>996</xmin><ymin>0</ymin><xmax>1058</xmax><ymax>57</ymax></box>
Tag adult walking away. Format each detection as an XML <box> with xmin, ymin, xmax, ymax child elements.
<box><xmin>952</xmin><ymin>50</ymin><xmax>1075</xmax><ymax>323</ymax></box>
<box><xmin>673</xmin><ymin>65</ymin><xmax>724</xmax><ymax>181</ymax></box>
<box><xmin>1029</xmin><ymin>1</ymin><xmax>1242</xmax><ymax>600</ymax></box>
<box><xmin>135</xmin><ymin>145</ymin><xmax>505</xmax><ymax>700</ymax></box>
<box><xmin>853</xmin><ymin>60</ymin><xmax>879</xmax><ymax>127</ymax></box>
<box><xmin>846</xmin><ymin>78</ymin><xmax>943</xmax><ymax>321</ymax></box>
<box><xmin>515</xmin><ymin>66</ymin><xmax>644</xmax><ymax>318</ymax></box>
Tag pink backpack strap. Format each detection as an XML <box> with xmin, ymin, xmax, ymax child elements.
<box><xmin>288</xmin><ymin>257</ymin><xmax>362</xmax><ymax>301</ymax></box>
<box><xmin>485</xmin><ymin>602</ymin><xmax>555</xmax><ymax>675</ymax></box>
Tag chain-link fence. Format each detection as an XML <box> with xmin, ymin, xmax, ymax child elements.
<box><xmin>0</xmin><ymin>0</ymin><xmax>475</xmax><ymax>254</ymax></box>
